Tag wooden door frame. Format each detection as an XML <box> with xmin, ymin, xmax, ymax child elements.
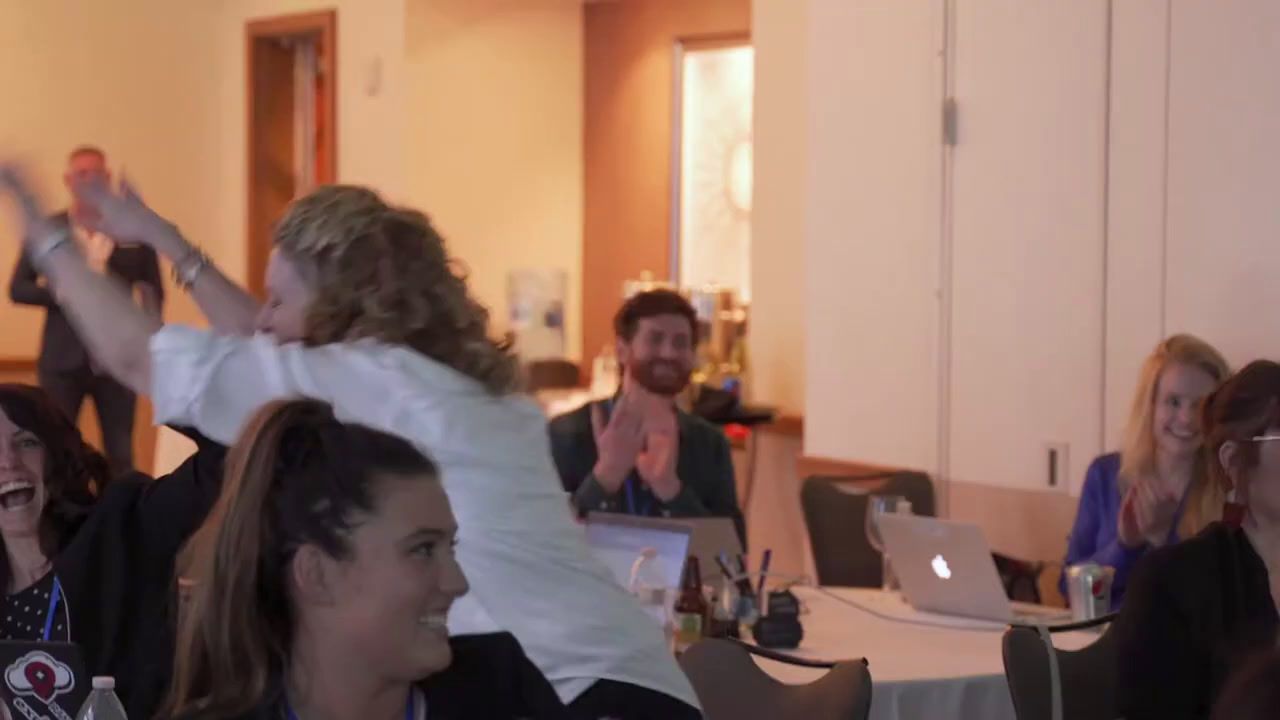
<box><xmin>245</xmin><ymin>10</ymin><xmax>337</xmax><ymax>297</ymax></box>
<box><xmin>668</xmin><ymin>32</ymin><xmax>751</xmax><ymax>287</ymax></box>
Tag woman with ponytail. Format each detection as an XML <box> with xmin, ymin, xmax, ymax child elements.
<box><xmin>1114</xmin><ymin>360</ymin><xmax>1280</xmax><ymax>720</ymax></box>
<box><xmin>0</xmin><ymin>384</ymin><xmax>225</xmax><ymax>719</ymax></box>
<box><xmin>163</xmin><ymin>399</ymin><xmax>564</xmax><ymax>720</ymax></box>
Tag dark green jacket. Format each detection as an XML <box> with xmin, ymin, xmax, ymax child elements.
<box><xmin>548</xmin><ymin>400</ymin><xmax>746</xmax><ymax>546</ymax></box>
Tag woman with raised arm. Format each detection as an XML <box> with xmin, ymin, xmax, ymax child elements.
<box><xmin>0</xmin><ymin>166</ymin><xmax>701</xmax><ymax>720</ymax></box>
<box><xmin>0</xmin><ymin>384</ymin><xmax>224</xmax><ymax>720</ymax></box>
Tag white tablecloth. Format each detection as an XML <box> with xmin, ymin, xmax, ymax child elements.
<box><xmin>753</xmin><ymin>587</ymin><xmax>1098</xmax><ymax>720</ymax></box>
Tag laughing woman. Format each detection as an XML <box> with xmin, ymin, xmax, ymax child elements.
<box><xmin>0</xmin><ymin>384</ymin><xmax>224</xmax><ymax>719</ymax></box>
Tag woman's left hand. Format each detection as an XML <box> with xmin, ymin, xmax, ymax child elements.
<box><xmin>0</xmin><ymin>163</ymin><xmax>61</xmax><ymax>250</ymax></box>
<box><xmin>74</xmin><ymin>176</ymin><xmax>175</xmax><ymax>252</ymax></box>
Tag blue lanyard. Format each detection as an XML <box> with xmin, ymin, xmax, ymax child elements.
<box><xmin>285</xmin><ymin>691</ymin><xmax>415</xmax><ymax>720</ymax></box>
<box><xmin>603</xmin><ymin>398</ymin><xmax>654</xmax><ymax>517</ymax></box>
<box><xmin>42</xmin><ymin>577</ymin><xmax>62</xmax><ymax>642</ymax></box>
<box><xmin>624</xmin><ymin>476</ymin><xmax>652</xmax><ymax>517</ymax></box>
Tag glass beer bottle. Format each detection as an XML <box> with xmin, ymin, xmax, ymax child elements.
<box><xmin>672</xmin><ymin>557</ymin><xmax>708</xmax><ymax>653</ymax></box>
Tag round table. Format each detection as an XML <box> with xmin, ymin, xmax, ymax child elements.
<box><xmin>752</xmin><ymin>587</ymin><xmax>1099</xmax><ymax>720</ymax></box>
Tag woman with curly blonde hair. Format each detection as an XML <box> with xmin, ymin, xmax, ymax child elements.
<box><xmin>0</xmin><ymin>167</ymin><xmax>700</xmax><ymax>720</ymax></box>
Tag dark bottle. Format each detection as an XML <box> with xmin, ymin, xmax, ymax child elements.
<box><xmin>672</xmin><ymin>557</ymin><xmax>708</xmax><ymax>653</ymax></box>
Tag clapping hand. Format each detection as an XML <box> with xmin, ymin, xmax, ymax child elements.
<box><xmin>1118</xmin><ymin>473</ymin><xmax>1183</xmax><ymax>548</ymax></box>
<box><xmin>591</xmin><ymin>392</ymin><xmax>647</xmax><ymax>493</ymax></box>
<box><xmin>73</xmin><ymin>175</ymin><xmax>172</xmax><ymax>250</ymax></box>
<box><xmin>0</xmin><ymin>163</ymin><xmax>60</xmax><ymax>251</ymax></box>
<box><xmin>635</xmin><ymin>406</ymin><xmax>681</xmax><ymax>502</ymax></box>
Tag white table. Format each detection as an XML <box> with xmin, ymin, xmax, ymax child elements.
<box><xmin>753</xmin><ymin>587</ymin><xmax>1099</xmax><ymax>720</ymax></box>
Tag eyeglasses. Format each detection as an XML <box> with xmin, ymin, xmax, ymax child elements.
<box><xmin>1251</xmin><ymin>435</ymin><xmax>1280</xmax><ymax>443</ymax></box>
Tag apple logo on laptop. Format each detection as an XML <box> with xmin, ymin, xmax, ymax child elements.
<box><xmin>931</xmin><ymin>554</ymin><xmax>952</xmax><ymax>580</ymax></box>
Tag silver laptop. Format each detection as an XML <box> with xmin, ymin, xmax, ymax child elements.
<box><xmin>586</xmin><ymin>513</ymin><xmax>743</xmax><ymax>587</ymax></box>
<box><xmin>683</xmin><ymin>516</ymin><xmax>744</xmax><ymax>581</ymax></box>
<box><xmin>877</xmin><ymin>513</ymin><xmax>1069</xmax><ymax>624</ymax></box>
<box><xmin>584</xmin><ymin>513</ymin><xmax>692</xmax><ymax>591</ymax></box>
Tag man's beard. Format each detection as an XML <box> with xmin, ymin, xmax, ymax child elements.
<box><xmin>630</xmin><ymin>358</ymin><xmax>692</xmax><ymax>396</ymax></box>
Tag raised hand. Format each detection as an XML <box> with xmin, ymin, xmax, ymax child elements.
<box><xmin>73</xmin><ymin>175</ymin><xmax>173</xmax><ymax>251</ymax></box>
<box><xmin>636</xmin><ymin>408</ymin><xmax>681</xmax><ymax>502</ymax></box>
<box><xmin>590</xmin><ymin>393</ymin><xmax>646</xmax><ymax>493</ymax></box>
<box><xmin>0</xmin><ymin>164</ymin><xmax>59</xmax><ymax>247</ymax></box>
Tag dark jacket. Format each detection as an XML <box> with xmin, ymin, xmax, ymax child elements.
<box><xmin>215</xmin><ymin>633</ymin><xmax>567</xmax><ymax>720</ymax></box>
<box><xmin>9</xmin><ymin>212</ymin><xmax>163</xmax><ymax>373</ymax></box>
<box><xmin>1113</xmin><ymin>522</ymin><xmax>1279</xmax><ymax>720</ymax></box>
<box><xmin>548</xmin><ymin>400</ymin><xmax>745</xmax><ymax>546</ymax></box>
<box><xmin>52</xmin><ymin>430</ymin><xmax>225</xmax><ymax>720</ymax></box>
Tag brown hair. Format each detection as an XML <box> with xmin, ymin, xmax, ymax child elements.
<box><xmin>1118</xmin><ymin>334</ymin><xmax>1231</xmax><ymax>536</ymax></box>
<box><xmin>273</xmin><ymin>185</ymin><xmax>519</xmax><ymax>395</ymax></box>
<box><xmin>66</xmin><ymin>145</ymin><xmax>105</xmax><ymax>164</ymax></box>
<box><xmin>0</xmin><ymin>384</ymin><xmax>106</xmax><ymax>588</ymax></box>
<box><xmin>1201</xmin><ymin>360</ymin><xmax>1280</xmax><ymax>495</ymax></box>
<box><xmin>163</xmin><ymin>399</ymin><xmax>439</xmax><ymax>719</ymax></box>
<box><xmin>614</xmin><ymin>289</ymin><xmax>698</xmax><ymax>342</ymax></box>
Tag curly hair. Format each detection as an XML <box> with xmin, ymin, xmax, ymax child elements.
<box><xmin>272</xmin><ymin>185</ymin><xmax>519</xmax><ymax>395</ymax></box>
<box><xmin>0</xmin><ymin>384</ymin><xmax>105</xmax><ymax>588</ymax></box>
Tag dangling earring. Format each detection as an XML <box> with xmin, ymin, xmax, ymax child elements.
<box><xmin>1223</xmin><ymin>482</ymin><xmax>1245</xmax><ymax>528</ymax></box>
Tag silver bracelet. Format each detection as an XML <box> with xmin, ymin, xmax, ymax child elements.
<box><xmin>172</xmin><ymin>247</ymin><xmax>211</xmax><ymax>290</ymax></box>
<box><xmin>28</xmin><ymin>228</ymin><xmax>74</xmax><ymax>270</ymax></box>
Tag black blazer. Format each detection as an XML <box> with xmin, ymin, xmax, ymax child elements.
<box><xmin>1113</xmin><ymin>522</ymin><xmax>1279</xmax><ymax>720</ymax></box>
<box><xmin>50</xmin><ymin>430</ymin><xmax>226</xmax><ymax>720</ymax></box>
<box><xmin>8</xmin><ymin>212</ymin><xmax>163</xmax><ymax>373</ymax></box>
<box><xmin>548</xmin><ymin>399</ymin><xmax>746</xmax><ymax>546</ymax></box>
<box><xmin>207</xmin><ymin>633</ymin><xmax>567</xmax><ymax>720</ymax></box>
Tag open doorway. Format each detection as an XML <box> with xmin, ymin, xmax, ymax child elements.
<box><xmin>246</xmin><ymin>10</ymin><xmax>336</xmax><ymax>297</ymax></box>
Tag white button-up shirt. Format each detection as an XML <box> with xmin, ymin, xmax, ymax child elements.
<box><xmin>149</xmin><ymin>326</ymin><xmax>697</xmax><ymax>707</ymax></box>
<box><xmin>70</xmin><ymin>221</ymin><xmax>114</xmax><ymax>274</ymax></box>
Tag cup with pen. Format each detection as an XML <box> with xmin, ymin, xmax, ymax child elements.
<box><xmin>866</xmin><ymin>494</ymin><xmax>913</xmax><ymax>593</ymax></box>
<box><xmin>711</xmin><ymin>549</ymin><xmax>803</xmax><ymax>648</ymax></box>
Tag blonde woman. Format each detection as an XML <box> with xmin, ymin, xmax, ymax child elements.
<box><xmin>1060</xmin><ymin>334</ymin><xmax>1229</xmax><ymax>607</ymax></box>
<box><xmin>0</xmin><ymin>167</ymin><xmax>701</xmax><ymax>719</ymax></box>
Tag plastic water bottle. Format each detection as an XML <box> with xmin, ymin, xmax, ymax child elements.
<box><xmin>74</xmin><ymin>677</ymin><xmax>127</xmax><ymax>720</ymax></box>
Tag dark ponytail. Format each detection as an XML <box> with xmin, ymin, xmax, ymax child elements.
<box><xmin>165</xmin><ymin>400</ymin><xmax>438</xmax><ymax>719</ymax></box>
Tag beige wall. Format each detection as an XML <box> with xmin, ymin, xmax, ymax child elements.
<box><xmin>212</xmin><ymin>0</ymin><xmax>411</xmax><ymax>289</ymax></box>
<box><xmin>404</xmin><ymin>0</ymin><xmax>584</xmax><ymax>359</ymax></box>
<box><xmin>0</xmin><ymin>0</ymin><xmax>224</xmax><ymax>357</ymax></box>
<box><xmin>747</xmin><ymin>0</ymin><xmax>806</xmax><ymax>414</ymax></box>
<box><xmin>802</xmin><ymin>0</ymin><xmax>945</xmax><ymax>474</ymax></box>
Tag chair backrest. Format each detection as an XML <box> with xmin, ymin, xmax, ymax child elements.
<box><xmin>800</xmin><ymin>472</ymin><xmax>936</xmax><ymax>587</ymax></box>
<box><xmin>679</xmin><ymin>638</ymin><xmax>872</xmax><ymax>720</ymax></box>
<box><xmin>523</xmin><ymin>359</ymin><xmax>581</xmax><ymax>392</ymax></box>
<box><xmin>993</xmin><ymin>553</ymin><xmax>1046</xmax><ymax>604</ymax></box>
<box><xmin>1002</xmin><ymin>624</ymin><xmax>1118</xmax><ymax>720</ymax></box>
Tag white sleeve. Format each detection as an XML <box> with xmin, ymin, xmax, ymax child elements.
<box><xmin>148</xmin><ymin>325</ymin><xmax>355</xmax><ymax>445</ymax></box>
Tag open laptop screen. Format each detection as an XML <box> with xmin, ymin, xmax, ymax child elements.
<box><xmin>584</xmin><ymin>513</ymin><xmax>692</xmax><ymax>591</ymax></box>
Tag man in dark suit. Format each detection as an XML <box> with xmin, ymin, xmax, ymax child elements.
<box><xmin>548</xmin><ymin>289</ymin><xmax>745</xmax><ymax>545</ymax></box>
<box><xmin>8</xmin><ymin>146</ymin><xmax>163</xmax><ymax>479</ymax></box>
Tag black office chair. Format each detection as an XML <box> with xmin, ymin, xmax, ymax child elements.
<box><xmin>680</xmin><ymin>638</ymin><xmax>872</xmax><ymax>720</ymax></box>
<box><xmin>993</xmin><ymin>553</ymin><xmax>1049</xmax><ymax>605</ymax></box>
<box><xmin>1002</xmin><ymin>614</ymin><xmax>1118</xmax><ymax>720</ymax></box>
<box><xmin>800</xmin><ymin>472</ymin><xmax>936</xmax><ymax>587</ymax></box>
